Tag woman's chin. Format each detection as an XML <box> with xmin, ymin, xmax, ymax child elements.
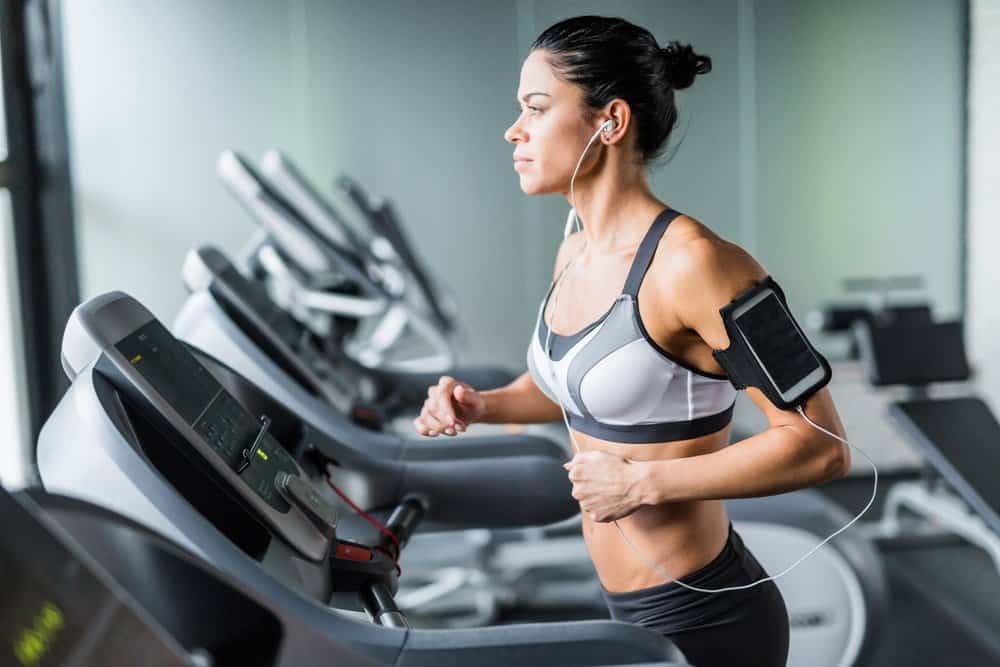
<box><xmin>518</xmin><ymin>176</ymin><xmax>549</xmax><ymax>196</ymax></box>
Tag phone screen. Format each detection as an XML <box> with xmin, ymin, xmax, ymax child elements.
<box><xmin>735</xmin><ymin>292</ymin><xmax>822</xmax><ymax>394</ymax></box>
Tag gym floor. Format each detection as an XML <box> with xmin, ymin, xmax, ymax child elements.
<box><xmin>820</xmin><ymin>471</ymin><xmax>1000</xmax><ymax>666</ymax></box>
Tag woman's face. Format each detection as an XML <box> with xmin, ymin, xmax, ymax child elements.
<box><xmin>505</xmin><ymin>50</ymin><xmax>600</xmax><ymax>196</ymax></box>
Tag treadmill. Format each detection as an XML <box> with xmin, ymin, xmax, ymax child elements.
<box><xmin>174</xmin><ymin>248</ymin><xmax>889</xmax><ymax>664</ymax></box>
<box><xmin>2</xmin><ymin>485</ymin><xmax>377</xmax><ymax>666</ymax></box>
<box><xmin>259</xmin><ymin>150</ymin><xmax>458</xmax><ymax>337</ymax></box>
<box><xmin>36</xmin><ymin>291</ymin><xmax>683</xmax><ymax>665</ymax></box>
<box><xmin>176</xmin><ymin>245</ymin><xmax>515</xmax><ymax>425</ymax></box>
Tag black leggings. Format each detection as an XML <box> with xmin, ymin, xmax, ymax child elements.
<box><xmin>601</xmin><ymin>524</ymin><xmax>789</xmax><ymax>667</ymax></box>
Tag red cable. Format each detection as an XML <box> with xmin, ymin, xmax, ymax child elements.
<box><xmin>325</xmin><ymin>477</ymin><xmax>402</xmax><ymax>563</ymax></box>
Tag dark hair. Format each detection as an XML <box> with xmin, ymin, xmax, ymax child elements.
<box><xmin>531</xmin><ymin>16</ymin><xmax>711</xmax><ymax>163</ymax></box>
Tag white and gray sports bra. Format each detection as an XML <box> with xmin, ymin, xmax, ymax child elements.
<box><xmin>527</xmin><ymin>208</ymin><xmax>738</xmax><ymax>444</ymax></box>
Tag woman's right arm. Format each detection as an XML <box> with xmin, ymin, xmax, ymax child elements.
<box><xmin>413</xmin><ymin>371</ymin><xmax>562</xmax><ymax>437</ymax></box>
<box><xmin>413</xmin><ymin>233</ymin><xmax>582</xmax><ymax>437</ymax></box>
<box><xmin>479</xmin><ymin>371</ymin><xmax>564</xmax><ymax>424</ymax></box>
<box><xmin>480</xmin><ymin>230</ymin><xmax>586</xmax><ymax>425</ymax></box>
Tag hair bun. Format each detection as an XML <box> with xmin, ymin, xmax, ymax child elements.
<box><xmin>661</xmin><ymin>41</ymin><xmax>712</xmax><ymax>90</ymax></box>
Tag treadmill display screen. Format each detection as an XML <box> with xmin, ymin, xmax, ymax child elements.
<box><xmin>218</xmin><ymin>266</ymin><xmax>303</xmax><ymax>351</ymax></box>
<box><xmin>214</xmin><ymin>261</ymin><xmax>359</xmax><ymax>400</ymax></box>
<box><xmin>115</xmin><ymin>320</ymin><xmax>297</xmax><ymax>512</ymax></box>
<box><xmin>0</xmin><ymin>493</ymin><xmax>188</xmax><ymax>666</ymax></box>
<box><xmin>115</xmin><ymin>320</ymin><xmax>219</xmax><ymax>425</ymax></box>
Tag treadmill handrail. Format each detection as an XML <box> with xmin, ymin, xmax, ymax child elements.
<box><xmin>258</xmin><ymin>150</ymin><xmax>452</xmax><ymax>333</ymax></box>
<box><xmin>254</xmin><ymin>244</ymin><xmax>459</xmax><ymax>372</ymax></box>
<box><xmin>218</xmin><ymin>149</ymin><xmax>383</xmax><ymax>298</ymax></box>
<box><xmin>256</xmin><ymin>244</ymin><xmax>388</xmax><ymax>319</ymax></box>
<box><xmin>336</xmin><ymin>173</ymin><xmax>454</xmax><ymax>332</ymax></box>
<box><xmin>260</xmin><ymin>148</ymin><xmax>367</xmax><ymax>257</ymax></box>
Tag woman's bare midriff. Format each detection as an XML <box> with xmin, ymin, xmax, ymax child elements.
<box><xmin>574</xmin><ymin>423</ymin><xmax>733</xmax><ymax>593</ymax></box>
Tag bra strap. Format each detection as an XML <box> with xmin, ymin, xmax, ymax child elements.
<box><xmin>622</xmin><ymin>207</ymin><xmax>681</xmax><ymax>297</ymax></box>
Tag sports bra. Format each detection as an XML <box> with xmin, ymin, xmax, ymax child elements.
<box><xmin>526</xmin><ymin>208</ymin><xmax>738</xmax><ymax>444</ymax></box>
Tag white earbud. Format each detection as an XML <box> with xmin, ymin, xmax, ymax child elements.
<box><xmin>601</xmin><ymin>119</ymin><xmax>615</xmax><ymax>135</ymax></box>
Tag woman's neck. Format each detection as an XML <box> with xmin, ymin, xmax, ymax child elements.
<box><xmin>566</xmin><ymin>158</ymin><xmax>666</xmax><ymax>254</ymax></box>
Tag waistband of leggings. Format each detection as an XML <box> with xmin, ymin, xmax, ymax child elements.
<box><xmin>600</xmin><ymin>522</ymin><xmax>745</xmax><ymax>601</ymax></box>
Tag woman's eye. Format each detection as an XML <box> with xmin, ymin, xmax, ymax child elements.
<box><xmin>527</xmin><ymin>106</ymin><xmax>542</xmax><ymax>114</ymax></box>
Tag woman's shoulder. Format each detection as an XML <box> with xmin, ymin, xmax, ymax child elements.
<box><xmin>654</xmin><ymin>213</ymin><xmax>768</xmax><ymax>311</ymax></box>
<box><xmin>661</xmin><ymin>213</ymin><xmax>763</xmax><ymax>278</ymax></box>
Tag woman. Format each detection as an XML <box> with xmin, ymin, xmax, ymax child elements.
<box><xmin>413</xmin><ymin>15</ymin><xmax>850</xmax><ymax>667</ymax></box>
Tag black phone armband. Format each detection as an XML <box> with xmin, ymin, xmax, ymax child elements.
<box><xmin>711</xmin><ymin>276</ymin><xmax>832</xmax><ymax>410</ymax></box>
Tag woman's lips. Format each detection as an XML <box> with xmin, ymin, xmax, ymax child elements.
<box><xmin>514</xmin><ymin>157</ymin><xmax>533</xmax><ymax>171</ymax></box>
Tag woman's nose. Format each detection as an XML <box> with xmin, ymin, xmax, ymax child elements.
<box><xmin>504</xmin><ymin>121</ymin><xmax>526</xmax><ymax>144</ymax></box>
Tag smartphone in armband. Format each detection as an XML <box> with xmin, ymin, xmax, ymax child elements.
<box><xmin>713</xmin><ymin>277</ymin><xmax>832</xmax><ymax>410</ymax></box>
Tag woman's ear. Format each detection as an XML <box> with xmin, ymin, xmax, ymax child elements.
<box><xmin>601</xmin><ymin>99</ymin><xmax>630</xmax><ymax>144</ymax></box>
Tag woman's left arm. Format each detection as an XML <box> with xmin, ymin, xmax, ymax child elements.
<box><xmin>636</xmin><ymin>385</ymin><xmax>850</xmax><ymax>506</ymax></box>
<box><xmin>565</xmin><ymin>236</ymin><xmax>851</xmax><ymax>521</ymax></box>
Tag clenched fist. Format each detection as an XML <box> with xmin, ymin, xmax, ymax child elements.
<box><xmin>564</xmin><ymin>450</ymin><xmax>646</xmax><ymax>522</ymax></box>
<box><xmin>412</xmin><ymin>375</ymin><xmax>487</xmax><ymax>437</ymax></box>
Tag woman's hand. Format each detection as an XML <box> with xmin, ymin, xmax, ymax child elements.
<box><xmin>412</xmin><ymin>375</ymin><xmax>487</xmax><ymax>437</ymax></box>
<box><xmin>564</xmin><ymin>450</ymin><xmax>647</xmax><ymax>522</ymax></box>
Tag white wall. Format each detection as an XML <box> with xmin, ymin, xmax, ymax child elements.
<box><xmin>62</xmin><ymin>0</ymin><xmax>316</xmax><ymax>322</ymax></box>
<box><xmin>61</xmin><ymin>0</ymin><xmax>967</xmax><ymax>370</ymax></box>
<box><xmin>296</xmin><ymin>0</ymin><xmax>528</xmax><ymax>364</ymax></box>
<box><xmin>754</xmin><ymin>0</ymin><xmax>965</xmax><ymax>324</ymax></box>
<box><xmin>967</xmin><ymin>0</ymin><xmax>1000</xmax><ymax>409</ymax></box>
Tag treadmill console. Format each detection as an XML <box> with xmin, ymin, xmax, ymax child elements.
<box><xmin>0</xmin><ymin>491</ymin><xmax>189</xmax><ymax>666</ymax></box>
<box><xmin>70</xmin><ymin>292</ymin><xmax>337</xmax><ymax>562</ymax></box>
<box><xmin>184</xmin><ymin>246</ymin><xmax>360</xmax><ymax>410</ymax></box>
<box><xmin>115</xmin><ymin>320</ymin><xmax>300</xmax><ymax>513</ymax></box>
<box><xmin>219</xmin><ymin>264</ymin><xmax>306</xmax><ymax>353</ymax></box>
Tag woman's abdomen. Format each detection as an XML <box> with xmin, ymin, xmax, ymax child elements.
<box><xmin>570</xmin><ymin>423</ymin><xmax>734</xmax><ymax>592</ymax></box>
<box><xmin>583</xmin><ymin>498</ymin><xmax>731</xmax><ymax>593</ymax></box>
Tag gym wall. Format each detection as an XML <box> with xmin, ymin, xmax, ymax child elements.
<box><xmin>61</xmin><ymin>0</ymin><xmax>966</xmax><ymax>370</ymax></box>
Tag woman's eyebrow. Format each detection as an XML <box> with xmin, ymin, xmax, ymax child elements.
<box><xmin>518</xmin><ymin>92</ymin><xmax>551</xmax><ymax>104</ymax></box>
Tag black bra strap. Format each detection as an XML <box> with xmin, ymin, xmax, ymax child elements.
<box><xmin>622</xmin><ymin>208</ymin><xmax>681</xmax><ymax>297</ymax></box>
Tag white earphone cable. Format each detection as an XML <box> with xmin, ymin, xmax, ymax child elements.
<box><xmin>568</xmin><ymin>122</ymin><xmax>612</xmax><ymax>235</ymax></box>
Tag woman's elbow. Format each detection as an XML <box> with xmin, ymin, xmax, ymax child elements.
<box><xmin>820</xmin><ymin>440</ymin><xmax>851</xmax><ymax>482</ymax></box>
